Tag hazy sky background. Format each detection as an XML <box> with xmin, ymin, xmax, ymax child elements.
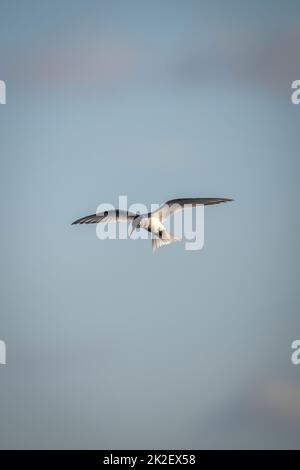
<box><xmin>0</xmin><ymin>0</ymin><xmax>300</xmax><ymax>449</ymax></box>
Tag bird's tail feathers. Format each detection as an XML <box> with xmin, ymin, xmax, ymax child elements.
<box><xmin>152</xmin><ymin>234</ymin><xmax>181</xmax><ymax>252</ymax></box>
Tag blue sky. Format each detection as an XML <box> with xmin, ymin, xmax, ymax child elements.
<box><xmin>0</xmin><ymin>0</ymin><xmax>300</xmax><ymax>449</ymax></box>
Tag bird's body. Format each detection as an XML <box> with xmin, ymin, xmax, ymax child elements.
<box><xmin>134</xmin><ymin>214</ymin><xmax>181</xmax><ymax>251</ymax></box>
<box><xmin>137</xmin><ymin>215</ymin><xmax>166</xmax><ymax>235</ymax></box>
<box><xmin>72</xmin><ymin>197</ymin><xmax>233</xmax><ymax>252</ymax></box>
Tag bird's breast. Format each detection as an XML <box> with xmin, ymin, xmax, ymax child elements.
<box><xmin>140</xmin><ymin>217</ymin><xmax>165</xmax><ymax>234</ymax></box>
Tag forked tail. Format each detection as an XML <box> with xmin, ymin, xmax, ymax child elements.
<box><xmin>152</xmin><ymin>234</ymin><xmax>181</xmax><ymax>252</ymax></box>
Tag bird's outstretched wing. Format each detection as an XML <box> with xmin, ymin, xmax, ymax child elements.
<box><xmin>71</xmin><ymin>210</ymin><xmax>136</xmax><ymax>225</ymax></box>
<box><xmin>152</xmin><ymin>198</ymin><xmax>233</xmax><ymax>221</ymax></box>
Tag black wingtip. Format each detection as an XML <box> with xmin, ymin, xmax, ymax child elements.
<box><xmin>71</xmin><ymin>219</ymin><xmax>81</xmax><ymax>225</ymax></box>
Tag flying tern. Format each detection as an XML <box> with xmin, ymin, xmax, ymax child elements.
<box><xmin>72</xmin><ymin>197</ymin><xmax>233</xmax><ymax>251</ymax></box>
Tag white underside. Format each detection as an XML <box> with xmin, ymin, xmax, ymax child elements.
<box><xmin>139</xmin><ymin>216</ymin><xmax>181</xmax><ymax>252</ymax></box>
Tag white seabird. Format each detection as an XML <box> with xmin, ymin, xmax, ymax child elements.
<box><xmin>72</xmin><ymin>197</ymin><xmax>233</xmax><ymax>252</ymax></box>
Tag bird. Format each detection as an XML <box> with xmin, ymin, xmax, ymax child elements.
<box><xmin>71</xmin><ymin>197</ymin><xmax>233</xmax><ymax>252</ymax></box>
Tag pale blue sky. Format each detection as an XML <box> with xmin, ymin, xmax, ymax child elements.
<box><xmin>0</xmin><ymin>0</ymin><xmax>300</xmax><ymax>449</ymax></box>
